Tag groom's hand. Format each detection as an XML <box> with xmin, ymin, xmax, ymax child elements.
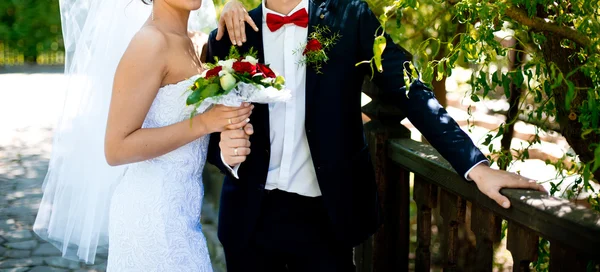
<box><xmin>469</xmin><ymin>164</ymin><xmax>547</xmax><ymax>209</ymax></box>
<box><xmin>220</xmin><ymin>123</ymin><xmax>254</xmax><ymax>167</ymax></box>
<box><xmin>217</xmin><ymin>0</ymin><xmax>258</xmax><ymax>46</ymax></box>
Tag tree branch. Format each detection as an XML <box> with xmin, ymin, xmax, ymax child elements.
<box><xmin>445</xmin><ymin>0</ymin><xmax>592</xmax><ymax>49</ymax></box>
<box><xmin>503</xmin><ymin>7</ymin><xmax>592</xmax><ymax>49</ymax></box>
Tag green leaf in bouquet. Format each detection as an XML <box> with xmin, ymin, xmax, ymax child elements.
<box><xmin>253</xmin><ymin>76</ymin><xmax>266</xmax><ymax>85</ymax></box>
<box><xmin>187</xmin><ymin>88</ymin><xmax>204</xmax><ymax>105</ymax></box>
<box><xmin>247</xmin><ymin>47</ymin><xmax>258</xmax><ymax>59</ymax></box>
<box><xmin>200</xmin><ymin>83</ymin><xmax>221</xmax><ymax>98</ymax></box>
<box><xmin>227</xmin><ymin>46</ymin><xmax>241</xmax><ymax>60</ymax></box>
<box><xmin>187</xmin><ymin>83</ymin><xmax>221</xmax><ymax>106</ymax></box>
<box><xmin>192</xmin><ymin>77</ymin><xmax>209</xmax><ymax>91</ymax></box>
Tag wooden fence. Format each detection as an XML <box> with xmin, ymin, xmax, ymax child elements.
<box><xmin>355</xmin><ymin>79</ymin><xmax>600</xmax><ymax>272</ymax></box>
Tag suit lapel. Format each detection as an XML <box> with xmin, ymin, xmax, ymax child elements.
<box><xmin>305</xmin><ymin>0</ymin><xmax>326</xmax><ymax>112</ymax></box>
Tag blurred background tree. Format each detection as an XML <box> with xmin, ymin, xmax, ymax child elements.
<box><xmin>0</xmin><ymin>0</ymin><xmax>63</xmax><ymax>65</ymax></box>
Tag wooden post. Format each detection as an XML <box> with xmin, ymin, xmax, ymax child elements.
<box><xmin>506</xmin><ymin>222</ymin><xmax>538</xmax><ymax>272</ymax></box>
<box><xmin>413</xmin><ymin>177</ymin><xmax>438</xmax><ymax>272</ymax></box>
<box><xmin>439</xmin><ymin>189</ymin><xmax>467</xmax><ymax>272</ymax></box>
<box><xmin>355</xmin><ymin>78</ymin><xmax>410</xmax><ymax>271</ymax></box>
<box><xmin>470</xmin><ymin>205</ymin><xmax>501</xmax><ymax>272</ymax></box>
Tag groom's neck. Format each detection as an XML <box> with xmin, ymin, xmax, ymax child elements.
<box><xmin>265</xmin><ymin>0</ymin><xmax>303</xmax><ymax>15</ymax></box>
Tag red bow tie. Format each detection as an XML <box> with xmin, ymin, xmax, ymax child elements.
<box><xmin>266</xmin><ymin>8</ymin><xmax>309</xmax><ymax>32</ymax></box>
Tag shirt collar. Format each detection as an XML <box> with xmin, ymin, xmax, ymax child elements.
<box><xmin>262</xmin><ymin>0</ymin><xmax>309</xmax><ymax>22</ymax></box>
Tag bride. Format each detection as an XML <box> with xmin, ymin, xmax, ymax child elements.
<box><xmin>33</xmin><ymin>0</ymin><xmax>252</xmax><ymax>270</ymax></box>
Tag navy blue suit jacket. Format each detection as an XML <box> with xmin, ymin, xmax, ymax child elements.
<box><xmin>206</xmin><ymin>0</ymin><xmax>487</xmax><ymax>251</ymax></box>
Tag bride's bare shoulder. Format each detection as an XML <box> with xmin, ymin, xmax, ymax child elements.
<box><xmin>123</xmin><ymin>25</ymin><xmax>168</xmax><ymax>59</ymax></box>
<box><xmin>118</xmin><ymin>25</ymin><xmax>169</xmax><ymax>70</ymax></box>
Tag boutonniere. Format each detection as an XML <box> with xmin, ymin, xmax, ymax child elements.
<box><xmin>296</xmin><ymin>25</ymin><xmax>341</xmax><ymax>74</ymax></box>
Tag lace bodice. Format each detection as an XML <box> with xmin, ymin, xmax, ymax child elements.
<box><xmin>141</xmin><ymin>75</ymin><xmax>206</xmax><ymax>166</ymax></box>
<box><xmin>143</xmin><ymin>75</ymin><xmax>201</xmax><ymax>128</ymax></box>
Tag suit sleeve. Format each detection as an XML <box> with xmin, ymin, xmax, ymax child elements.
<box><xmin>206</xmin><ymin>30</ymin><xmax>238</xmax><ymax>178</ymax></box>
<box><xmin>356</xmin><ymin>2</ymin><xmax>488</xmax><ymax>179</ymax></box>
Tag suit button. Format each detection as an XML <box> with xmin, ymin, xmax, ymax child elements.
<box><xmin>307</xmin><ymin>129</ymin><xmax>312</xmax><ymax>133</ymax></box>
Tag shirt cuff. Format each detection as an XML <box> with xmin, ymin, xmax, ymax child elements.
<box><xmin>465</xmin><ymin>160</ymin><xmax>489</xmax><ymax>181</ymax></box>
<box><xmin>220</xmin><ymin>152</ymin><xmax>241</xmax><ymax>179</ymax></box>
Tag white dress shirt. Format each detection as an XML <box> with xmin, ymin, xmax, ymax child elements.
<box><xmin>222</xmin><ymin>0</ymin><xmax>483</xmax><ymax>192</ymax></box>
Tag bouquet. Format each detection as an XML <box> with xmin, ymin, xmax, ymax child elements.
<box><xmin>186</xmin><ymin>47</ymin><xmax>291</xmax><ymax>115</ymax></box>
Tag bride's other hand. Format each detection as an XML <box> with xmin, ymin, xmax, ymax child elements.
<box><xmin>216</xmin><ymin>0</ymin><xmax>258</xmax><ymax>46</ymax></box>
<box><xmin>195</xmin><ymin>103</ymin><xmax>254</xmax><ymax>133</ymax></box>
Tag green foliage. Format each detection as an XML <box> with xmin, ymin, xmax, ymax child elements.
<box><xmin>365</xmin><ymin>0</ymin><xmax>600</xmax><ymax>196</ymax></box>
<box><xmin>356</xmin><ymin>32</ymin><xmax>386</xmax><ymax>79</ymax></box>
<box><xmin>0</xmin><ymin>0</ymin><xmax>63</xmax><ymax>65</ymax></box>
<box><xmin>533</xmin><ymin>238</ymin><xmax>550</xmax><ymax>272</ymax></box>
<box><xmin>363</xmin><ymin>0</ymin><xmax>600</xmax><ymax>268</ymax></box>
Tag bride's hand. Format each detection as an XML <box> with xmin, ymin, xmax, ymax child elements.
<box><xmin>195</xmin><ymin>103</ymin><xmax>254</xmax><ymax>134</ymax></box>
<box><xmin>216</xmin><ymin>0</ymin><xmax>258</xmax><ymax>46</ymax></box>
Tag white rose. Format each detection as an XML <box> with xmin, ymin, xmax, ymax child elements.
<box><xmin>220</xmin><ymin>72</ymin><xmax>237</xmax><ymax>92</ymax></box>
<box><xmin>242</xmin><ymin>56</ymin><xmax>259</xmax><ymax>65</ymax></box>
<box><xmin>217</xmin><ymin>59</ymin><xmax>235</xmax><ymax>73</ymax></box>
<box><xmin>261</xmin><ymin>77</ymin><xmax>275</xmax><ymax>84</ymax></box>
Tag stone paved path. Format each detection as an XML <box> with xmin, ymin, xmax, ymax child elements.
<box><xmin>0</xmin><ymin>68</ymin><xmax>107</xmax><ymax>271</ymax></box>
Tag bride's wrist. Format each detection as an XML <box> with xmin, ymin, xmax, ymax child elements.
<box><xmin>191</xmin><ymin>114</ymin><xmax>210</xmax><ymax>137</ymax></box>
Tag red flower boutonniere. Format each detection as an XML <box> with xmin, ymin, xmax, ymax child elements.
<box><xmin>296</xmin><ymin>25</ymin><xmax>341</xmax><ymax>74</ymax></box>
<box><xmin>303</xmin><ymin>39</ymin><xmax>323</xmax><ymax>55</ymax></box>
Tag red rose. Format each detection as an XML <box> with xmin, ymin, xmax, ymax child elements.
<box><xmin>256</xmin><ymin>63</ymin><xmax>276</xmax><ymax>78</ymax></box>
<box><xmin>303</xmin><ymin>39</ymin><xmax>323</xmax><ymax>55</ymax></box>
<box><xmin>205</xmin><ymin>66</ymin><xmax>222</xmax><ymax>78</ymax></box>
<box><xmin>232</xmin><ymin>61</ymin><xmax>257</xmax><ymax>75</ymax></box>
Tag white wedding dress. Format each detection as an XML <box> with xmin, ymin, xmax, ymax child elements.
<box><xmin>106</xmin><ymin>75</ymin><xmax>213</xmax><ymax>271</ymax></box>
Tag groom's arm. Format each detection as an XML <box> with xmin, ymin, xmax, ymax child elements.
<box><xmin>356</xmin><ymin>3</ymin><xmax>487</xmax><ymax>179</ymax></box>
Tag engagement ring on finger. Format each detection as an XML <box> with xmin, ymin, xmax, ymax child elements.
<box><xmin>234</xmin><ymin>148</ymin><xmax>239</xmax><ymax>156</ymax></box>
<box><xmin>228</xmin><ymin>118</ymin><xmax>232</xmax><ymax>125</ymax></box>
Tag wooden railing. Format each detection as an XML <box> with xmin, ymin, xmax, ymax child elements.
<box><xmin>356</xmin><ymin>79</ymin><xmax>600</xmax><ymax>271</ymax></box>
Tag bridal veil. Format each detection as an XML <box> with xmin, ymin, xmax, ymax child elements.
<box><xmin>33</xmin><ymin>0</ymin><xmax>217</xmax><ymax>264</ymax></box>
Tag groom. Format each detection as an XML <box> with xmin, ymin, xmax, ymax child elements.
<box><xmin>206</xmin><ymin>0</ymin><xmax>545</xmax><ymax>270</ymax></box>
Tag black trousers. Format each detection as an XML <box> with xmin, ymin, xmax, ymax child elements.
<box><xmin>224</xmin><ymin>189</ymin><xmax>355</xmax><ymax>272</ymax></box>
